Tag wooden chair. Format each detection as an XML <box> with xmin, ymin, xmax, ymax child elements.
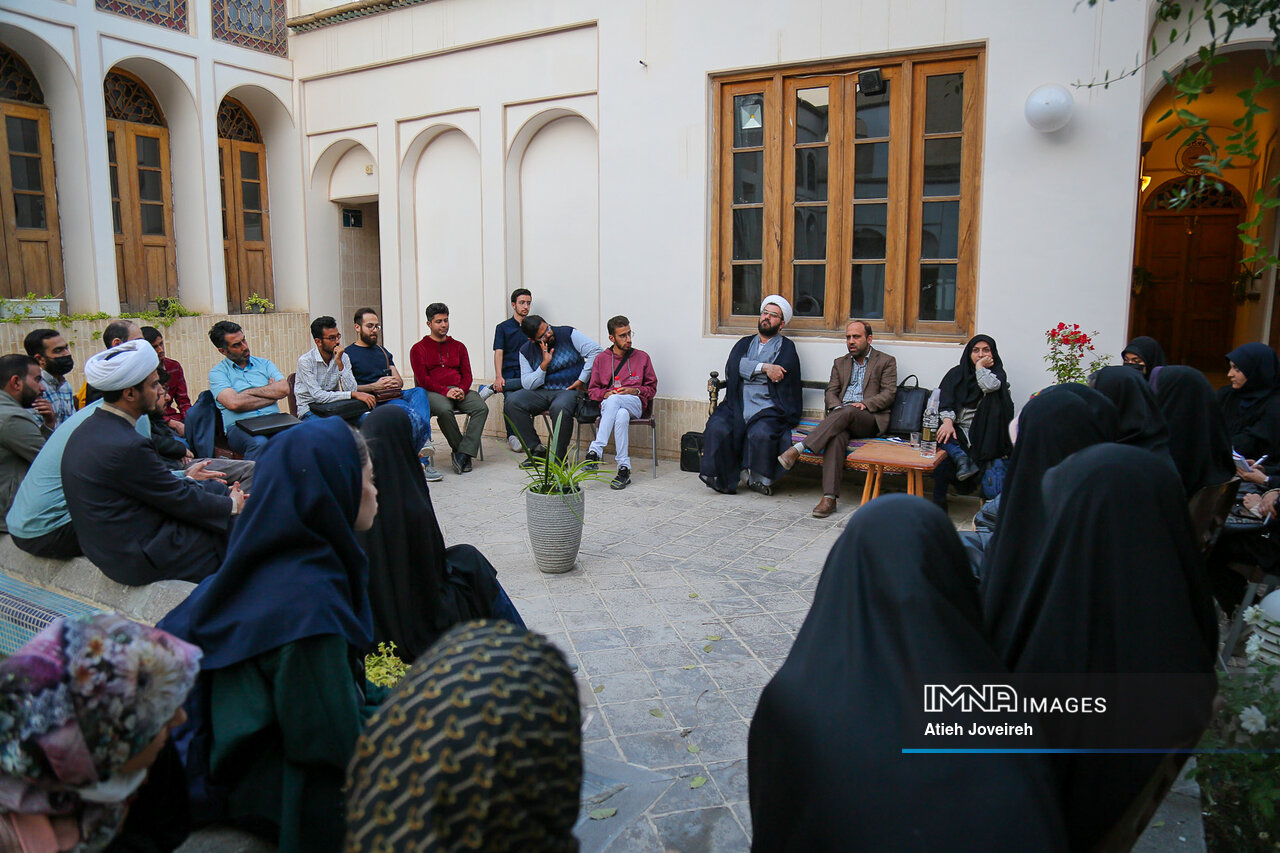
<box><xmin>286</xmin><ymin>373</ymin><xmax>298</xmax><ymax>418</ymax></box>
<box><xmin>576</xmin><ymin>410</ymin><xmax>659</xmax><ymax>478</ymax></box>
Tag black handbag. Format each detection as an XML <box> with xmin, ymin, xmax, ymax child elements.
<box><xmin>887</xmin><ymin>374</ymin><xmax>931</xmax><ymax>436</ymax></box>
<box><xmin>577</xmin><ymin>349</ymin><xmax>634</xmax><ymax>422</ymax></box>
<box><xmin>309</xmin><ymin>397</ymin><xmax>371</xmax><ymax>423</ymax></box>
<box><xmin>680</xmin><ymin>432</ymin><xmax>704</xmax><ymax>472</ymax></box>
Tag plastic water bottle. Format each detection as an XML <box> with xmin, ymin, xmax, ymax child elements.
<box><xmin>920</xmin><ymin>409</ymin><xmax>938</xmax><ymax>458</ymax></box>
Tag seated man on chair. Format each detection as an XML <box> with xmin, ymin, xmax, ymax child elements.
<box><xmin>777</xmin><ymin>320</ymin><xmax>896</xmax><ymax>518</ymax></box>
<box><xmin>409</xmin><ymin>303</ymin><xmax>489</xmax><ymax>475</ymax></box>
<box><xmin>585</xmin><ymin>315</ymin><xmax>657</xmax><ymax>491</ymax></box>
<box><xmin>508</xmin><ymin>314</ymin><xmax>604</xmax><ymax>464</ymax></box>
<box><xmin>295</xmin><ymin>316</ymin><xmax>376</xmax><ymax>422</ymax></box>
<box><xmin>208</xmin><ymin>320</ymin><xmax>291</xmax><ymax>460</ymax></box>
<box><xmin>700</xmin><ymin>296</ymin><xmax>802</xmax><ymax>495</ymax></box>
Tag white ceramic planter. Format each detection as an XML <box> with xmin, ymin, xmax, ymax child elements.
<box><xmin>1253</xmin><ymin>614</ymin><xmax>1280</xmax><ymax>666</ymax></box>
<box><xmin>0</xmin><ymin>298</ymin><xmax>62</xmax><ymax>319</ymax></box>
<box><xmin>525</xmin><ymin>489</ymin><xmax>585</xmax><ymax>574</ymax></box>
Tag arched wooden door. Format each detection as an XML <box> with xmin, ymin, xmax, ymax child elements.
<box><xmin>1134</xmin><ymin>178</ymin><xmax>1244</xmax><ymax>370</ymax></box>
<box><xmin>0</xmin><ymin>44</ymin><xmax>63</xmax><ymax>299</ymax></box>
<box><xmin>105</xmin><ymin>70</ymin><xmax>177</xmax><ymax>312</ymax></box>
<box><xmin>218</xmin><ymin>98</ymin><xmax>273</xmax><ymax>315</ymax></box>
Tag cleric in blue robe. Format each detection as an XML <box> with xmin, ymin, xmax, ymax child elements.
<box><xmin>700</xmin><ymin>295</ymin><xmax>803</xmax><ymax>495</ymax></box>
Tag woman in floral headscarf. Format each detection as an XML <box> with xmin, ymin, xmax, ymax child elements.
<box><xmin>0</xmin><ymin>612</ymin><xmax>201</xmax><ymax>852</ymax></box>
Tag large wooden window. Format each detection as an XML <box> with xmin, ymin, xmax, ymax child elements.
<box><xmin>105</xmin><ymin>70</ymin><xmax>177</xmax><ymax>313</ymax></box>
<box><xmin>712</xmin><ymin>48</ymin><xmax>983</xmax><ymax>340</ymax></box>
<box><xmin>0</xmin><ymin>44</ymin><xmax>63</xmax><ymax>299</ymax></box>
<box><xmin>218</xmin><ymin>98</ymin><xmax>273</xmax><ymax>314</ymax></box>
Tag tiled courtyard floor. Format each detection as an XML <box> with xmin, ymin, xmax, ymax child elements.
<box><xmin>428</xmin><ymin>436</ymin><xmax>1203</xmax><ymax>853</ymax></box>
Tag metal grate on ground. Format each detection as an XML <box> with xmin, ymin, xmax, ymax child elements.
<box><xmin>0</xmin><ymin>572</ymin><xmax>99</xmax><ymax>656</ymax></box>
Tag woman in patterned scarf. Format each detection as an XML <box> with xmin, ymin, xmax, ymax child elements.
<box><xmin>346</xmin><ymin>620</ymin><xmax>582</xmax><ymax>852</ymax></box>
<box><xmin>0</xmin><ymin>612</ymin><xmax>201</xmax><ymax>852</ymax></box>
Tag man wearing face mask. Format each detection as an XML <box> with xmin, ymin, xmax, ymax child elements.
<box><xmin>700</xmin><ymin>296</ymin><xmax>803</xmax><ymax>495</ymax></box>
<box><xmin>24</xmin><ymin>329</ymin><xmax>75</xmax><ymax>429</ymax></box>
<box><xmin>0</xmin><ymin>355</ymin><xmax>52</xmax><ymax>531</ymax></box>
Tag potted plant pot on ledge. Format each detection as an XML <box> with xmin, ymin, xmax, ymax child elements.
<box><xmin>517</xmin><ymin>417</ymin><xmax>610</xmax><ymax>574</ymax></box>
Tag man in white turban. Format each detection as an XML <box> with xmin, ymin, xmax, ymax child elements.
<box><xmin>699</xmin><ymin>295</ymin><xmax>803</xmax><ymax>495</ymax></box>
<box><xmin>59</xmin><ymin>341</ymin><xmax>247</xmax><ymax>585</ymax></box>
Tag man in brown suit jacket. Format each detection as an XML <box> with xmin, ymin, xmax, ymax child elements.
<box><xmin>777</xmin><ymin>320</ymin><xmax>897</xmax><ymax>517</ymax></box>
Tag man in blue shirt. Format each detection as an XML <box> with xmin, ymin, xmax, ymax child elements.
<box><xmin>207</xmin><ymin>320</ymin><xmax>291</xmax><ymax>460</ymax></box>
<box><xmin>480</xmin><ymin>288</ymin><xmax>532</xmax><ymax>451</ymax></box>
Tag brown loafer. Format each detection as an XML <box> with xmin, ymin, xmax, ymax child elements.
<box><xmin>812</xmin><ymin>496</ymin><xmax>837</xmax><ymax>518</ymax></box>
<box><xmin>778</xmin><ymin>446</ymin><xmax>801</xmax><ymax>470</ymax></box>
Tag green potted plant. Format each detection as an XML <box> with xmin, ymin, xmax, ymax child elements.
<box><xmin>0</xmin><ymin>292</ymin><xmax>63</xmax><ymax>320</ymax></box>
<box><xmin>514</xmin><ymin>417</ymin><xmax>610</xmax><ymax>573</ymax></box>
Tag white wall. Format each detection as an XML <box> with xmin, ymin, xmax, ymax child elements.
<box><xmin>291</xmin><ymin>0</ymin><xmax>1159</xmax><ymax>411</ymax></box>
<box><xmin>518</xmin><ymin>116</ymin><xmax>599</xmax><ymax>336</ymax></box>
<box><xmin>413</xmin><ymin>130</ymin><xmax>484</xmax><ymax>353</ymax></box>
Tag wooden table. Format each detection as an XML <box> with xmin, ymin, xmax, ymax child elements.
<box><xmin>848</xmin><ymin>442</ymin><xmax>948</xmax><ymax>504</ymax></box>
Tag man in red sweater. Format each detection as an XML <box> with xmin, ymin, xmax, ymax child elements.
<box><xmin>409</xmin><ymin>303</ymin><xmax>489</xmax><ymax>474</ymax></box>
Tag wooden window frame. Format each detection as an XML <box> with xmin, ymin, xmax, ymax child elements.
<box><xmin>107</xmin><ymin>119</ymin><xmax>177</xmax><ymax>312</ymax></box>
<box><xmin>710</xmin><ymin>46</ymin><xmax>984</xmax><ymax>342</ymax></box>
<box><xmin>218</xmin><ymin>137</ymin><xmax>274</xmax><ymax>314</ymax></box>
<box><xmin>0</xmin><ymin>101</ymin><xmax>63</xmax><ymax>298</ymax></box>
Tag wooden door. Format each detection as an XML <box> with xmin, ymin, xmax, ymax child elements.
<box><xmin>0</xmin><ymin>102</ymin><xmax>63</xmax><ymax>298</ymax></box>
<box><xmin>107</xmin><ymin>120</ymin><xmax>177</xmax><ymax>312</ymax></box>
<box><xmin>1135</xmin><ymin>181</ymin><xmax>1243</xmax><ymax>370</ymax></box>
<box><xmin>219</xmin><ymin>138</ymin><xmax>272</xmax><ymax>314</ymax></box>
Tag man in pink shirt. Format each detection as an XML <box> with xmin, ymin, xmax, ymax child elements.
<box><xmin>585</xmin><ymin>315</ymin><xmax>657</xmax><ymax>489</ymax></box>
<box><xmin>409</xmin><ymin>303</ymin><xmax>489</xmax><ymax>474</ymax></box>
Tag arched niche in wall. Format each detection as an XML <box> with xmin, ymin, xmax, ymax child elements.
<box><xmin>511</xmin><ymin>112</ymin><xmax>599</xmax><ymax>336</ymax></box>
<box><xmin>411</xmin><ymin>127</ymin><xmax>483</xmax><ymax>366</ymax></box>
<box><xmin>217</xmin><ymin>97</ymin><xmax>272</xmax><ymax>314</ymax></box>
<box><xmin>104</xmin><ymin>68</ymin><xmax>177</xmax><ymax>312</ymax></box>
<box><xmin>0</xmin><ymin>42</ymin><xmax>63</xmax><ymax>299</ymax></box>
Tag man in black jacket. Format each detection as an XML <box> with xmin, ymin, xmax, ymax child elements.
<box><xmin>62</xmin><ymin>341</ymin><xmax>246</xmax><ymax>586</ymax></box>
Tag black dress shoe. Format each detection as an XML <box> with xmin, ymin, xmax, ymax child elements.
<box><xmin>452</xmin><ymin>451</ymin><xmax>467</xmax><ymax>474</ymax></box>
<box><xmin>748</xmin><ymin>481</ymin><xmax>773</xmax><ymax>496</ymax></box>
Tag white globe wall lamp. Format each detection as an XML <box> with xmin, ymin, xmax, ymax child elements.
<box><xmin>1025</xmin><ymin>84</ymin><xmax>1075</xmax><ymax>132</ymax></box>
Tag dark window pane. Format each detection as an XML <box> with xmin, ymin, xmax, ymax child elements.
<box><xmin>854</xmin><ymin>79</ymin><xmax>891</xmax><ymax>139</ymax></box>
<box><xmin>851</xmin><ymin>203</ymin><xmax>887</xmax><ymax>260</ymax></box>
<box><xmin>853</xmin><ymin>141</ymin><xmax>889</xmax><ymax>199</ymax></box>
<box><xmin>921</xmin><ymin>200</ymin><xmax>959</xmax><ymax>259</ymax></box>
<box><xmin>140</xmin><ymin>202</ymin><xmax>165</xmax><ymax>235</ymax></box>
<box><xmin>793</xmin><ymin>207</ymin><xmax>827</xmax><ymax>260</ymax></box>
<box><xmin>13</xmin><ymin>194</ymin><xmax>46</xmax><ymax>229</ymax></box>
<box><xmin>10</xmin><ymin>155</ymin><xmax>42</xmax><ymax>192</ymax></box>
<box><xmin>138</xmin><ymin>169</ymin><xmax>163</xmax><ymax>202</ymax></box>
<box><xmin>106</xmin><ymin>133</ymin><xmax>117</xmax><ymax>164</ymax></box>
<box><xmin>919</xmin><ymin>264</ymin><xmax>957</xmax><ymax>322</ymax></box>
<box><xmin>734</xmin><ymin>94</ymin><xmax>764</xmax><ymax>148</ymax></box>
<box><xmin>239</xmin><ymin>149</ymin><xmax>259</xmax><ymax>180</ymax></box>
<box><xmin>112</xmin><ymin>201</ymin><xmax>122</xmax><ymax>235</ymax></box>
<box><xmin>793</xmin><ymin>264</ymin><xmax>826</xmax><ymax>317</ymax></box>
<box><xmin>795</xmin><ymin>87</ymin><xmax>830</xmax><ymax>144</ymax></box>
<box><xmin>5</xmin><ymin>117</ymin><xmax>39</xmax><ymax>154</ymax></box>
<box><xmin>241</xmin><ymin>180</ymin><xmax>261</xmax><ymax>211</ymax></box>
<box><xmin>243</xmin><ymin>211</ymin><xmax>263</xmax><ymax>242</ymax></box>
<box><xmin>851</xmin><ymin>264</ymin><xmax>885</xmax><ymax>319</ymax></box>
<box><xmin>109</xmin><ymin>165</ymin><xmax>120</xmax><ymax>199</ymax></box>
<box><xmin>924</xmin><ymin>73</ymin><xmax>964</xmax><ymax>134</ymax></box>
<box><xmin>732</xmin><ymin>265</ymin><xmax>762</xmax><ymax>315</ymax></box>
<box><xmin>221</xmin><ymin>208</ymin><xmax>228</xmax><ymax>240</ymax></box>
<box><xmin>923</xmin><ymin>138</ymin><xmax>962</xmax><ymax>196</ymax></box>
<box><xmin>734</xmin><ymin>151</ymin><xmax>762</xmax><ymax>204</ymax></box>
<box><xmin>794</xmin><ymin>147</ymin><xmax>828</xmax><ymax>202</ymax></box>
<box><xmin>732</xmin><ymin>208</ymin><xmax>763</xmax><ymax>260</ymax></box>
<box><xmin>136</xmin><ymin>135</ymin><xmax>160</xmax><ymax>168</ymax></box>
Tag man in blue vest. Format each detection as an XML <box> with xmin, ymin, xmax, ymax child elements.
<box><xmin>508</xmin><ymin>314</ymin><xmax>604</xmax><ymax>463</ymax></box>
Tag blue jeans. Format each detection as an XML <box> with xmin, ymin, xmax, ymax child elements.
<box><xmin>227</xmin><ymin>423</ymin><xmax>271</xmax><ymax>460</ymax></box>
<box><xmin>383</xmin><ymin>387</ymin><xmax>433</xmax><ymax>451</ymax></box>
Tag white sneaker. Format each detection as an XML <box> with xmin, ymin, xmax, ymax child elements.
<box><xmin>507</xmin><ymin>435</ymin><xmax>522</xmax><ymax>452</ymax></box>
<box><xmin>478</xmin><ymin>384</ymin><xmax>495</xmax><ymax>401</ymax></box>
<box><xmin>418</xmin><ymin>439</ymin><xmax>435</xmax><ymax>459</ymax></box>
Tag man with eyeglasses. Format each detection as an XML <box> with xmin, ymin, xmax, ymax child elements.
<box><xmin>294</xmin><ymin>316</ymin><xmax>377</xmax><ymax>423</ymax></box>
<box><xmin>347</xmin><ymin>308</ymin><xmax>440</xmax><ymax>481</ymax></box>
<box><xmin>700</xmin><ymin>295</ymin><xmax>802</xmax><ymax>496</ymax></box>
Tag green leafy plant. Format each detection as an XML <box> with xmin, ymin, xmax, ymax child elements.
<box><xmin>0</xmin><ymin>295</ymin><xmax>199</xmax><ymax>328</ymax></box>
<box><xmin>0</xmin><ymin>293</ymin><xmax>62</xmax><ymax>322</ymax></box>
<box><xmin>245</xmin><ymin>292</ymin><xmax>275</xmax><ymax>313</ymax></box>
<box><xmin>1192</xmin><ymin>629</ymin><xmax>1280</xmax><ymax>850</ymax></box>
<box><xmin>364</xmin><ymin>641</ymin><xmax>409</xmax><ymax>688</ymax></box>
<box><xmin>509</xmin><ymin>414</ymin><xmax>611</xmax><ymax>497</ymax></box>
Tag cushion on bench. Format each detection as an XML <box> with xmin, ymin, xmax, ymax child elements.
<box><xmin>791</xmin><ymin>418</ymin><xmax>873</xmax><ymax>465</ymax></box>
